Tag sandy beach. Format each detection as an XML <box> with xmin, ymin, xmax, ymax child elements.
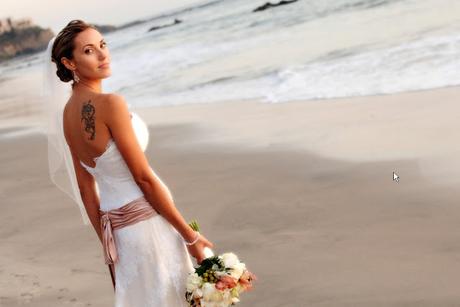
<box><xmin>1</xmin><ymin>86</ymin><xmax>460</xmax><ymax>306</ymax></box>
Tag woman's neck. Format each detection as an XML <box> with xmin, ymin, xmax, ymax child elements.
<box><xmin>73</xmin><ymin>79</ymin><xmax>102</xmax><ymax>93</ymax></box>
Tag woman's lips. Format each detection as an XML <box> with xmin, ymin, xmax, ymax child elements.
<box><xmin>98</xmin><ymin>63</ymin><xmax>110</xmax><ymax>69</ymax></box>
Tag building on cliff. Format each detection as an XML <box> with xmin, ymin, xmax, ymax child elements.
<box><xmin>0</xmin><ymin>17</ymin><xmax>53</xmax><ymax>61</ymax></box>
<box><xmin>0</xmin><ymin>17</ymin><xmax>33</xmax><ymax>34</ymax></box>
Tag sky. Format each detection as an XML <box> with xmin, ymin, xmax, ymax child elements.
<box><xmin>2</xmin><ymin>0</ymin><xmax>206</xmax><ymax>33</ymax></box>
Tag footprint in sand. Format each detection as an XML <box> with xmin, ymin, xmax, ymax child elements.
<box><xmin>8</xmin><ymin>272</ymin><xmax>41</xmax><ymax>303</ymax></box>
<box><xmin>20</xmin><ymin>292</ymin><xmax>34</xmax><ymax>303</ymax></box>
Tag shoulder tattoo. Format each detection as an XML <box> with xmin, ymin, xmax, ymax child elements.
<box><xmin>81</xmin><ymin>100</ymin><xmax>96</xmax><ymax>140</ymax></box>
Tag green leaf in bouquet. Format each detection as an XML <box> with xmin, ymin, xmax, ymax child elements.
<box><xmin>194</xmin><ymin>256</ymin><xmax>224</xmax><ymax>276</ymax></box>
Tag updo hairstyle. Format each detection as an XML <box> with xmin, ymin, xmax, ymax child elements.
<box><xmin>51</xmin><ymin>20</ymin><xmax>95</xmax><ymax>84</ymax></box>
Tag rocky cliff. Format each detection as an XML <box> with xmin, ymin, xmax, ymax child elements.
<box><xmin>0</xmin><ymin>26</ymin><xmax>54</xmax><ymax>61</ymax></box>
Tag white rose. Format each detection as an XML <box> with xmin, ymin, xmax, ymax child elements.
<box><xmin>202</xmin><ymin>282</ymin><xmax>224</xmax><ymax>302</ymax></box>
<box><xmin>220</xmin><ymin>252</ymin><xmax>239</xmax><ymax>268</ymax></box>
<box><xmin>231</xmin><ymin>297</ymin><xmax>240</xmax><ymax>304</ymax></box>
<box><xmin>222</xmin><ymin>289</ymin><xmax>234</xmax><ymax>305</ymax></box>
<box><xmin>186</xmin><ymin>272</ymin><xmax>202</xmax><ymax>292</ymax></box>
<box><xmin>192</xmin><ymin>288</ymin><xmax>203</xmax><ymax>299</ymax></box>
<box><xmin>229</xmin><ymin>262</ymin><xmax>246</xmax><ymax>279</ymax></box>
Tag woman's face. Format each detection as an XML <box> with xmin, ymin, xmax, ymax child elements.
<box><xmin>66</xmin><ymin>28</ymin><xmax>112</xmax><ymax>81</ymax></box>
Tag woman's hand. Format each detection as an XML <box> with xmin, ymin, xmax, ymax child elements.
<box><xmin>186</xmin><ymin>233</ymin><xmax>214</xmax><ymax>265</ymax></box>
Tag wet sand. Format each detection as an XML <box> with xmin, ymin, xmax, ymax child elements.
<box><xmin>1</xmin><ymin>87</ymin><xmax>460</xmax><ymax>306</ymax></box>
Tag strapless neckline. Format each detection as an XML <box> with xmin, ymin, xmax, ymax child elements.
<box><xmin>79</xmin><ymin>138</ymin><xmax>115</xmax><ymax>170</ymax></box>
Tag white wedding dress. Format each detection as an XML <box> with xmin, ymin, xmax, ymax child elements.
<box><xmin>79</xmin><ymin>111</ymin><xmax>195</xmax><ymax>307</ymax></box>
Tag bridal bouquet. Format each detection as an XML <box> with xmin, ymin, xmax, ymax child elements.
<box><xmin>185</xmin><ymin>220</ymin><xmax>257</xmax><ymax>307</ymax></box>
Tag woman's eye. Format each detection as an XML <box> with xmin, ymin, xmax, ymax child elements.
<box><xmin>84</xmin><ymin>49</ymin><xmax>93</xmax><ymax>54</ymax></box>
<box><xmin>101</xmin><ymin>42</ymin><xmax>107</xmax><ymax>48</ymax></box>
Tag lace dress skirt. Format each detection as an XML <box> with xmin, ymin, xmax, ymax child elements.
<box><xmin>112</xmin><ymin>213</ymin><xmax>195</xmax><ymax>306</ymax></box>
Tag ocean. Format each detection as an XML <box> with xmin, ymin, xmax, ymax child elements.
<box><xmin>1</xmin><ymin>0</ymin><xmax>460</xmax><ymax>108</ymax></box>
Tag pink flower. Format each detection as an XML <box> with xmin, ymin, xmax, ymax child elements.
<box><xmin>238</xmin><ymin>270</ymin><xmax>257</xmax><ymax>291</ymax></box>
<box><xmin>215</xmin><ymin>275</ymin><xmax>238</xmax><ymax>290</ymax></box>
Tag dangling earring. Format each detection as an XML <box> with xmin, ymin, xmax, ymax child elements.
<box><xmin>72</xmin><ymin>70</ymin><xmax>80</xmax><ymax>83</ymax></box>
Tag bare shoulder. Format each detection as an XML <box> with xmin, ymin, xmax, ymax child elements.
<box><xmin>101</xmin><ymin>92</ymin><xmax>126</xmax><ymax>105</ymax></box>
<box><xmin>101</xmin><ymin>92</ymin><xmax>127</xmax><ymax>111</ymax></box>
<box><xmin>98</xmin><ymin>93</ymin><xmax>131</xmax><ymax>124</ymax></box>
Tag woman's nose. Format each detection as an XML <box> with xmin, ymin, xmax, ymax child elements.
<box><xmin>98</xmin><ymin>48</ymin><xmax>108</xmax><ymax>60</ymax></box>
<box><xmin>98</xmin><ymin>50</ymin><xmax>107</xmax><ymax>60</ymax></box>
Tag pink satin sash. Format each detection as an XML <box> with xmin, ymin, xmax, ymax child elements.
<box><xmin>100</xmin><ymin>196</ymin><xmax>159</xmax><ymax>265</ymax></box>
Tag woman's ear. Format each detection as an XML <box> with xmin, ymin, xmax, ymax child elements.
<box><xmin>61</xmin><ymin>57</ymin><xmax>75</xmax><ymax>71</ymax></box>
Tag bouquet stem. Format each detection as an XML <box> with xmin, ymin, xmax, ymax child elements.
<box><xmin>189</xmin><ymin>220</ymin><xmax>214</xmax><ymax>258</ymax></box>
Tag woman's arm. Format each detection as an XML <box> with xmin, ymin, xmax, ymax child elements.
<box><xmin>79</xmin><ymin>179</ymin><xmax>103</xmax><ymax>244</ymax></box>
<box><xmin>68</xmin><ymin>147</ymin><xmax>103</xmax><ymax>243</ymax></box>
<box><xmin>136</xmin><ymin>170</ymin><xmax>197</xmax><ymax>243</ymax></box>
<box><xmin>103</xmin><ymin>94</ymin><xmax>196</xmax><ymax>242</ymax></box>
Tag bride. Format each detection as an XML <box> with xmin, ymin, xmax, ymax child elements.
<box><xmin>44</xmin><ymin>20</ymin><xmax>214</xmax><ymax>306</ymax></box>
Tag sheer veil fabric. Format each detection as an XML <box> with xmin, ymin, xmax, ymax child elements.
<box><xmin>42</xmin><ymin>36</ymin><xmax>90</xmax><ymax>225</ymax></box>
